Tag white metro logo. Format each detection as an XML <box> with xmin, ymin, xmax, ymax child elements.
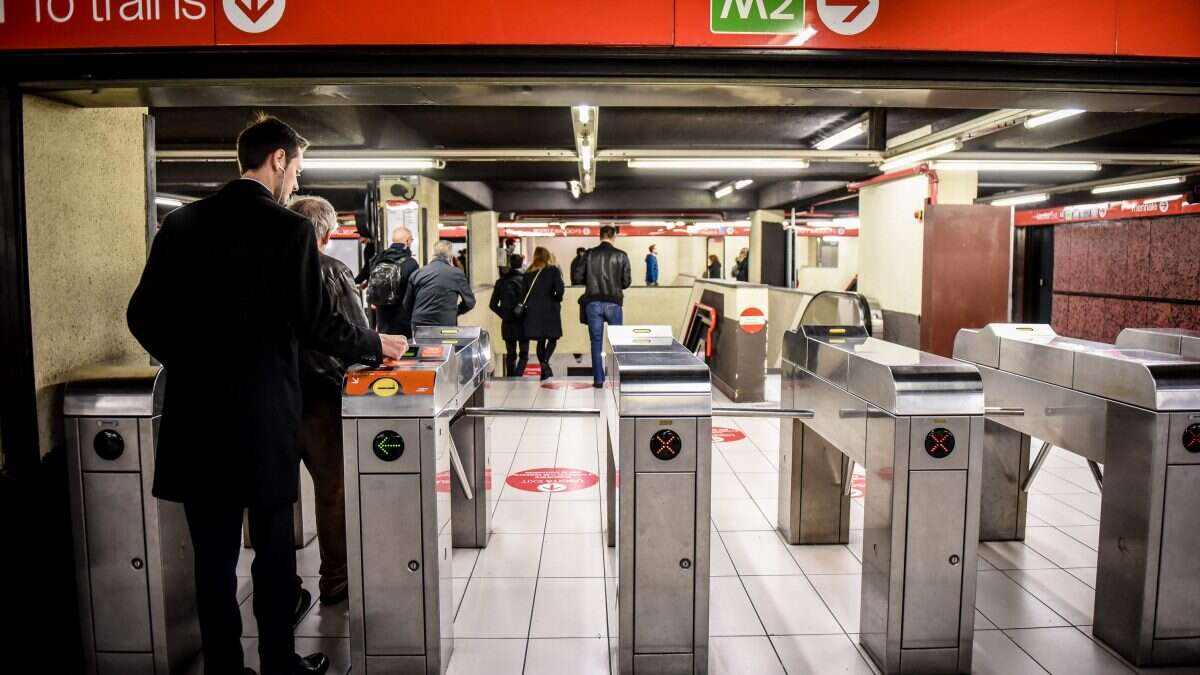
<box><xmin>223</xmin><ymin>0</ymin><xmax>285</xmax><ymax>33</ymax></box>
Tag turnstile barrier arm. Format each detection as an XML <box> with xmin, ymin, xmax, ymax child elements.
<box><xmin>710</xmin><ymin>407</ymin><xmax>815</xmax><ymax>419</ymax></box>
<box><xmin>447</xmin><ymin>435</ymin><xmax>474</xmax><ymax>502</ymax></box>
<box><xmin>986</xmin><ymin>407</ymin><xmax>1025</xmax><ymax>416</ymax></box>
<box><xmin>464</xmin><ymin>407</ymin><xmax>601</xmax><ymax>418</ymax></box>
<box><xmin>1021</xmin><ymin>441</ymin><xmax>1054</xmax><ymax>493</ymax></box>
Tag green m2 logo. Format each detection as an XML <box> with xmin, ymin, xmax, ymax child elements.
<box><xmin>711</xmin><ymin>0</ymin><xmax>805</xmax><ymax>34</ymax></box>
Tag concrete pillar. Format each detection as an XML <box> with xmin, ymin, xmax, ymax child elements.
<box><xmin>748</xmin><ymin>209</ymin><xmax>784</xmax><ymax>284</ymax></box>
<box><xmin>467</xmin><ymin>211</ymin><xmax>499</xmax><ymax>286</ymax></box>
<box><xmin>858</xmin><ymin>170</ymin><xmax>978</xmax><ymax>345</ymax></box>
<box><xmin>22</xmin><ymin>96</ymin><xmax>151</xmax><ymax>454</ymax></box>
<box><xmin>416</xmin><ymin>177</ymin><xmax>440</xmax><ymax>264</ymax></box>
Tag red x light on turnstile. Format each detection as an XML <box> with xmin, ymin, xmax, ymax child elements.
<box><xmin>1184</xmin><ymin>423</ymin><xmax>1200</xmax><ymax>453</ymax></box>
<box><xmin>650</xmin><ymin>429</ymin><xmax>683</xmax><ymax>461</ymax></box>
<box><xmin>924</xmin><ymin>428</ymin><xmax>956</xmax><ymax>459</ymax></box>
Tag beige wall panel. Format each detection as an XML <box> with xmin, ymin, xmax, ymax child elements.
<box><xmin>858</xmin><ymin>175</ymin><xmax>928</xmax><ymax>316</ymax></box>
<box><xmin>23</xmin><ymin>96</ymin><xmax>149</xmax><ymax>454</ymax></box>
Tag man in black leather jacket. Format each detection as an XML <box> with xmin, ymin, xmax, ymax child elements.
<box><xmin>290</xmin><ymin>196</ymin><xmax>365</xmax><ymax>608</ymax></box>
<box><xmin>582</xmin><ymin>226</ymin><xmax>631</xmax><ymax>387</ymax></box>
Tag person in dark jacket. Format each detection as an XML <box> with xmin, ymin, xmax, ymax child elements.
<box><xmin>290</xmin><ymin>196</ymin><xmax>365</xmax><ymax>607</ymax></box>
<box><xmin>352</xmin><ymin>225</ymin><xmax>376</xmax><ymax>287</ymax></box>
<box><xmin>488</xmin><ymin>254</ymin><xmax>529</xmax><ymax>377</ymax></box>
<box><xmin>522</xmin><ymin>247</ymin><xmax>566</xmax><ymax>380</ymax></box>
<box><xmin>733</xmin><ymin>247</ymin><xmax>750</xmax><ymax>282</ymax></box>
<box><xmin>367</xmin><ymin>226</ymin><xmax>419</xmax><ymax>336</ymax></box>
<box><xmin>645</xmin><ymin>244</ymin><xmax>659</xmax><ymax>286</ymax></box>
<box><xmin>404</xmin><ymin>239</ymin><xmax>477</xmax><ymax>328</ymax></box>
<box><xmin>582</xmin><ymin>226</ymin><xmax>632</xmax><ymax>387</ymax></box>
<box><xmin>127</xmin><ymin>116</ymin><xmax>409</xmax><ymax>675</ymax></box>
<box><xmin>706</xmin><ymin>254</ymin><xmax>722</xmax><ymax>279</ymax></box>
<box><xmin>569</xmin><ymin>247</ymin><xmax>587</xmax><ymax>285</ymax></box>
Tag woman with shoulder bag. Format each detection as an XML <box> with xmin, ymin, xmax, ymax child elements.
<box><xmin>488</xmin><ymin>253</ymin><xmax>530</xmax><ymax>376</ymax></box>
<box><xmin>521</xmin><ymin>247</ymin><xmax>565</xmax><ymax>381</ymax></box>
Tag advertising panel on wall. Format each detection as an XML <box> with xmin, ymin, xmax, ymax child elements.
<box><xmin>1</xmin><ymin>0</ymin><xmax>1197</xmax><ymax>57</ymax></box>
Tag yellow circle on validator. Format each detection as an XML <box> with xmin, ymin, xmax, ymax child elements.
<box><xmin>372</xmin><ymin>378</ymin><xmax>400</xmax><ymax>397</ymax></box>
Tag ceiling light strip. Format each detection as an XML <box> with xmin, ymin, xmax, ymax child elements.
<box><xmin>934</xmin><ymin>160</ymin><xmax>1101</xmax><ymax>172</ymax></box>
<box><xmin>1091</xmin><ymin>175</ymin><xmax>1186</xmax><ymax>195</ymax></box>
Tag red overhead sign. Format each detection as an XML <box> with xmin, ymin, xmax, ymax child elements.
<box><xmin>1015</xmin><ymin>197</ymin><xmax>1200</xmax><ymax>227</ymax></box>
<box><xmin>1</xmin><ymin>0</ymin><xmax>1196</xmax><ymax>57</ymax></box>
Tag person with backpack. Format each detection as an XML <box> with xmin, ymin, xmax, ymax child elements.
<box><xmin>521</xmin><ymin>247</ymin><xmax>565</xmax><ymax>381</ymax></box>
<box><xmin>367</xmin><ymin>227</ymin><xmax>419</xmax><ymax>336</ymax></box>
<box><xmin>488</xmin><ymin>253</ymin><xmax>530</xmax><ymax>377</ymax></box>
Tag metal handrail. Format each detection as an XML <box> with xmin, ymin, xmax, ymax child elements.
<box><xmin>711</xmin><ymin>407</ymin><xmax>815</xmax><ymax>419</ymax></box>
<box><xmin>464</xmin><ymin>407</ymin><xmax>601</xmax><ymax>418</ymax></box>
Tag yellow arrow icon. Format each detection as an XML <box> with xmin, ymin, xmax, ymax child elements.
<box><xmin>372</xmin><ymin>378</ymin><xmax>400</xmax><ymax>397</ymax></box>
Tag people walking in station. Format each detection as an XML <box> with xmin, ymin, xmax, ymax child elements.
<box><xmin>522</xmin><ymin>246</ymin><xmax>565</xmax><ymax>381</ymax></box>
<box><xmin>366</xmin><ymin>226</ymin><xmax>419</xmax><ymax>336</ymax></box>
<box><xmin>570</xmin><ymin>246</ymin><xmax>588</xmax><ymax>285</ymax></box>
<box><xmin>645</xmin><ymin>244</ymin><xmax>659</xmax><ymax>286</ymax></box>
<box><xmin>289</xmin><ymin>196</ymin><xmax>363</xmax><ymax>609</ymax></box>
<box><xmin>706</xmin><ymin>254</ymin><xmax>722</xmax><ymax>279</ymax></box>
<box><xmin>733</xmin><ymin>247</ymin><xmax>750</xmax><ymax>281</ymax></box>
<box><xmin>126</xmin><ymin>116</ymin><xmax>409</xmax><ymax>675</ymax></box>
<box><xmin>489</xmin><ymin>253</ymin><xmax>530</xmax><ymax>376</ymax></box>
<box><xmin>581</xmin><ymin>225</ymin><xmax>631</xmax><ymax>388</ymax></box>
<box><xmin>404</xmin><ymin>239</ymin><xmax>477</xmax><ymax>328</ymax></box>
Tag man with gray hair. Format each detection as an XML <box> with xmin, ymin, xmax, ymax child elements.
<box><xmin>289</xmin><ymin>196</ymin><xmax>367</xmax><ymax>607</ymax></box>
<box><xmin>404</xmin><ymin>239</ymin><xmax>477</xmax><ymax>328</ymax></box>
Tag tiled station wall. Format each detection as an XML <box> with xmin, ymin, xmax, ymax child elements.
<box><xmin>1051</xmin><ymin>215</ymin><xmax>1200</xmax><ymax>342</ymax></box>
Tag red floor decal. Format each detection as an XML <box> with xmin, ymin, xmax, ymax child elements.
<box><xmin>541</xmin><ymin>382</ymin><xmax>594</xmax><ymax>390</ymax></box>
<box><xmin>436</xmin><ymin>469</ymin><xmax>492</xmax><ymax>493</ymax></box>
<box><xmin>507</xmin><ymin>467</ymin><xmax>599</xmax><ymax>493</ymax></box>
<box><xmin>850</xmin><ymin>473</ymin><xmax>865</xmax><ymax>499</ymax></box>
<box><xmin>711</xmin><ymin>426</ymin><xmax>747</xmax><ymax>443</ymax></box>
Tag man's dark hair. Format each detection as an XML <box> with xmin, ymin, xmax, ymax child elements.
<box><xmin>576</xmin><ymin>247</ymin><xmax>586</xmax><ymax>255</ymax></box>
<box><xmin>236</xmin><ymin>114</ymin><xmax>309</xmax><ymax>173</ymax></box>
<box><xmin>599</xmin><ymin>225</ymin><xmax>617</xmax><ymax>240</ymax></box>
<box><xmin>509</xmin><ymin>253</ymin><xmax>524</xmax><ymax>269</ymax></box>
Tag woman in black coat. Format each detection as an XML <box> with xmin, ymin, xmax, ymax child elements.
<box><xmin>488</xmin><ymin>254</ymin><xmax>529</xmax><ymax>376</ymax></box>
<box><xmin>706</xmin><ymin>254</ymin><xmax>722</xmax><ymax>279</ymax></box>
<box><xmin>521</xmin><ymin>247</ymin><xmax>565</xmax><ymax>380</ymax></box>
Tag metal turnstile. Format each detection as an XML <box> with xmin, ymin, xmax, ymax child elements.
<box><xmin>781</xmin><ymin>292</ymin><xmax>985</xmax><ymax>674</ymax></box>
<box><xmin>604</xmin><ymin>325</ymin><xmax>713</xmax><ymax>675</ymax></box>
<box><xmin>343</xmin><ymin>343</ymin><xmax>472</xmax><ymax>675</ymax></box>
<box><xmin>1116</xmin><ymin>326</ymin><xmax>1200</xmax><ymax>358</ymax></box>
<box><xmin>412</xmin><ymin>326</ymin><xmax>493</xmax><ymax>549</ymax></box>
<box><xmin>64</xmin><ymin>363</ymin><xmax>200</xmax><ymax>675</ymax></box>
<box><xmin>955</xmin><ymin>324</ymin><xmax>1200</xmax><ymax>667</ymax></box>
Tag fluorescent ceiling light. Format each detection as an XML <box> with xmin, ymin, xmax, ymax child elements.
<box><xmin>734</xmin><ymin>179</ymin><xmax>755</xmax><ymax>190</ymax></box>
<box><xmin>155</xmin><ymin>196</ymin><xmax>184</xmax><ymax>208</ymax></box>
<box><xmin>713</xmin><ymin>184</ymin><xmax>735</xmax><ymax>199</ymax></box>
<box><xmin>579</xmin><ymin>143</ymin><xmax>594</xmax><ymax>166</ymax></box>
<box><xmin>815</xmin><ymin>121</ymin><xmax>867</xmax><ymax>151</ymax></box>
<box><xmin>305</xmin><ymin>158</ymin><xmax>440</xmax><ymax>171</ymax></box>
<box><xmin>878</xmin><ymin>140</ymin><xmax>961</xmax><ymax>172</ymax></box>
<box><xmin>991</xmin><ymin>193</ymin><xmax>1049</xmax><ymax>207</ymax></box>
<box><xmin>628</xmin><ymin>158</ymin><xmax>809</xmax><ymax>170</ymax></box>
<box><xmin>631</xmin><ymin>220</ymin><xmax>679</xmax><ymax>226</ymax></box>
<box><xmin>934</xmin><ymin>160</ymin><xmax>1101</xmax><ymax>172</ymax></box>
<box><xmin>574</xmin><ymin>105</ymin><xmax>594</xmax><ymax>125</ymax></box>
<box><xmin>1024</xmin><ymin>109</ymin><xmax>1086</xmax><ymax>129</ymax></box>
<box><xmin>1091</xmin><ymin>175</ymin><xmax>1186</xmax><ymax>195</ymax></box>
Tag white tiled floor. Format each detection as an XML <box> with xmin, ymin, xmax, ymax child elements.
<box><xmin>230</xmin><ymin>374</ymin><xmax>1159</xmax><ymax>675</ymax></box>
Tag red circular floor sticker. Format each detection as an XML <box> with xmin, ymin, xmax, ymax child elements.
<box><xmin>436</xmin><ymin>469</ymin><xmax>492</xmax><ymax>493</ymax></box>
<box><xmin>850</xmin><ymin>472</ymin><xmax>865</xmax><ymax>499</ymax></box>
<box><xmin>739</xmin><ymin>307</ymin><xmax>766</xmax><ymax>334</ymax></box>
<box><xmin>506</xmin><ymin>467</ymin><xmax>599</xmax><ymax>493</ymax></box>
<box><xmin>541</xmin><ymin>382</ymin><xmax>594</xmax><ymax>390</ymax></box>
<box><xmin>711</xmin><ymin>427</ymin><xmax>747</xmax><ymax>443</ymax></box>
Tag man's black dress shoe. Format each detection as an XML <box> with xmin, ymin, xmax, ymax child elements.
<box><xmin>295</xmin><ymin>652</ymin><xmax>330</xmax><ymax>674</ymax></box>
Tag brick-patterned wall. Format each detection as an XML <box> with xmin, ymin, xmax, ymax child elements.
<box><xmin>1051</xmin><ymin>215</ymin><xmax>1200</xmax><ymax>343</ymax></box>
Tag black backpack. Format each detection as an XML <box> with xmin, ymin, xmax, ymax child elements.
<box><xmin>367</xmin><ymin>259</ymin><xmax>408</xmax><ymax>307</ymax></box>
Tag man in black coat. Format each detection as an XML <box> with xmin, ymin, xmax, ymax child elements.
<box><xmin>367</xmin><ymin>226</ymin><xmax>419</xmax><ymax>336</ymax></box>
<box><xmin>127</xmin><ymin>117</ymin><xmax>409</xmax><ymax>675</ymax></box>
<box><xmin>569</xmin><ymin>247</ymin><xmax>587</xmax><ymax>285</ymax></box>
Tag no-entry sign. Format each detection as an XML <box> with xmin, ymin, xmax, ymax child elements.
<box><xmin>739</xmin><ymin>307</ymin><xmax>766</xmax><ymax>334</ymax></box>
<box><xmin>507</xmin><ymin>467</ymin><xmax>599</xmax><ymax>493</ymax></box>
<box><xmin>712</xmin><ymin>427</ymin><xmax>747</xmax><ymax>443</ymax></box>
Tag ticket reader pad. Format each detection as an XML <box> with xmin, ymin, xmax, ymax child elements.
<box><xmin>782</xmin><ymin>292</ymin><xmax>984</xmax><ymax>674</ymax></box>
<box><xmin>343</xmin><ymin>345</ymin><xmax>462</xmax><ymax>675</ymax></box>
<box><xmin>605</xmin><ymin>326</ymin><xmax>713</xmax><ymax>675</ymax></box>
<box><xmin>955</xmin><ymin>324</ymin><xmax>1200</xmax><ymax>667</ymax></box>
<box><xmin>64</xmin><ymin>363</ymin><xmax>200</xmax><ymax>675</ymax></box>
<box><xmin>412</xmin><ymin>326</ymin><xmax>493</xmax><ymax>549</ymax></box>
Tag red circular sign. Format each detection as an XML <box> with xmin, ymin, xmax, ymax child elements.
<box><xmin>541</xmin><ymin>382</ymin><xmax>594</xmax><ymax>390</ymax></box>
<box><xmin>711</xmin><ymin>426</ymin><xmax>747</xmax><ymax>443</ymax></box>
<box><xmin>739</xmin><ymin>307</ymin><xmax>766</xmax><ymax>335</ymax></box>
<box><xmin>506</xmin><ymin>467</ymin><xmax>599</xmax><ymax>493</ymax></box>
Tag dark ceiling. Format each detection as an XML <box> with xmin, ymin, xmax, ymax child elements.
<box><xmin>152</xmin><ymin>104</ymin><xmax>1200</xmax><ymax>217</ymax></box>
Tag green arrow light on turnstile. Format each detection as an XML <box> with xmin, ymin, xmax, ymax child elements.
<box><xmin>373</xmin><ymin>430</ymin><xmax>405</xmax><ymax>462</ymax></box>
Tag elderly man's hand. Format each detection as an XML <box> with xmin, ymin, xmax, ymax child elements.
<box><xmin>380</xmin><ymin>333</ymin><xmax>410</xmax><ymax>363</ymax></box>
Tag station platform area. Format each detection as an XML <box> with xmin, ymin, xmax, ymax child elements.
<box><xmin>225</xmin><ymin>375</ymin><xmax>1180</xmax><ymax>675</ymax></box>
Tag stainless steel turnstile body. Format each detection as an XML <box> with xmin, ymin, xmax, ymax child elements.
<box><xmin>955</xmin><ymin>324</ymin><xmax>1200</xmax><ymax>667</ymax></box>
<box><xmin>64</xmin><ymin>363</ymin><xmax>200</xmax><ymax>675</ymax></box>
<box><xmin>605</xmin><ymin>326</ymin><xmax>712</xmax><ymax>675</ymax></box>
<box><xmin>343</xmin><ymin>344</ymin><xmax>464</xmax><ymax>675</ymax></box>
<box><xmin>781</xmin><ymin>301</ymin><xmax>984</xmax><ymax>674</ymax></box>
<box><xmin>412</xmin><ymin>326</ymin><xmax>493</xmax><ymax>549</ymax></box>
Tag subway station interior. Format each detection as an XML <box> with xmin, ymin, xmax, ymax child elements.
<box><xmin>1</xmin><ymin>3</ymin><xmax>1199</xmax><ymax>675</ymax></box>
